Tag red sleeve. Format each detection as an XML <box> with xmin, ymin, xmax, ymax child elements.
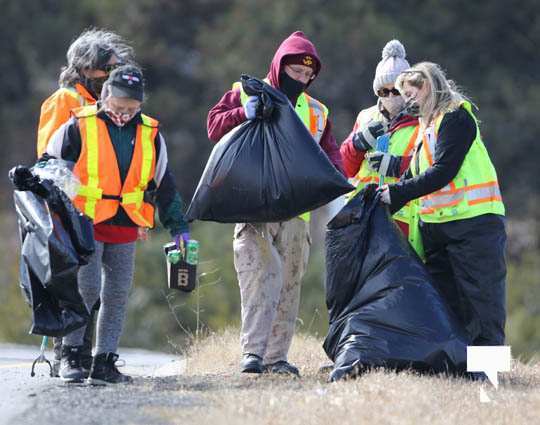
<box><xmin>399</xmin><ymin>155</ymin><xmax>413</xmax><ymax>176</ymax></box>
<box><xmin>319</xmin><ymin>119</ymin><xmax>345</xmax><ymax>175</ymax></box>
<box><xmin>339</xmin><ymin>121</ymin><xmax>367</xmax><ymax>178</ymax></box>
<box><xmin>207</xmin><ymin>88</ymin><xmax>247</xmax><ymax>142</ymax></box>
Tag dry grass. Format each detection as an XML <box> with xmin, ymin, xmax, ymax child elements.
<box><xmin>149</xmin><ymin>329</ymin><xmax>540</xmax><ymax>425</ymax></box>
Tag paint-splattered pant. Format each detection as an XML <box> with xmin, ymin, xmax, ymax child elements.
<box><xmin>233</xmin><ymin>218</ymin><xmax>310</xmax><ymax>364</ymax></box>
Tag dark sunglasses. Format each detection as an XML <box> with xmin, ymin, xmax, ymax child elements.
<box><xmin>377</xmin><ymin>87</ymin><xmax>401</xmax><ymax>97</ymax></box>
<box><xmin>100</xmin><ymin>62</ymin><xmax>123</xmax><ymax>73</ymax></box>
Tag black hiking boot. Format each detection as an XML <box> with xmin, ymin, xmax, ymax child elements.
<box><xmin>59</xmin><ymin>346</ymin><xmax>85</xmax><ymax>383</ymax></box>
<box><xmin>263</xmin><ymin>360</ymin><xmax>300</xmax><ymax>377</ymax></box>
<box><xmin>88</xmin><ymin>352</ymin><xmax>132</xmax><ymax>385</ymax></box>
<box><xmin>240</xmin><ymin>353</ymin><xmax>263</xmax><ymax>374</ymax></box>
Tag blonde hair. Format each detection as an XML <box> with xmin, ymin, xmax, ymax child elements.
<box><xmin>395</xmin><ymin>62</ymin><xmax>472</xmax><ymax>125</ymax></box>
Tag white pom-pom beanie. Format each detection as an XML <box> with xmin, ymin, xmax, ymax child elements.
<box><xmin>373</xmin><ymin>39</ymin><xmax>410</xmax><ymax>94</ymax></box>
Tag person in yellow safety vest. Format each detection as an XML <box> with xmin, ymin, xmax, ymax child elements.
<box><xmin>35</xmin><ymin>29</ymin><xmax>135</xmax><ymax>378</ymax></box>
<box><xmin>207</xmin><ymin>31</ymin><xmax>344</xmax><ymax>377</ymax></box>
<box><xmin>36</xmin><ymin>29</ymin><xmax>135</xmax><ymax>158</ymax></box>
<box><xmin>42</xmin><ymin>65</ymin><xmax>189</xmax><ymax>384</ymax></box>
<box><xmin>380</xmin><ymin>62</ymin><xmax>506</xmax><ymax>348</ymax></box>
<box><xmin>340</xmin><ymin>40</ymin><xmax>424</xmax><ymax>258</ymax></box>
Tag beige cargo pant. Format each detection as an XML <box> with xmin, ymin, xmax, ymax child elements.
<box><xmin>233</xmin><ymin>218</ymin><xmax>310</xmax><ymax>364</ymax></box>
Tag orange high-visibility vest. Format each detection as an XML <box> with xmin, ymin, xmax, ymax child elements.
<box><xmin>72</xmin><ymin>105</ymin><xmax>159</xmax><ymax>228</ymax></box>
<box><xmin>37</xmin><ymin>83</ymin><xmax>96</xmax><ymax>157</ymax></box>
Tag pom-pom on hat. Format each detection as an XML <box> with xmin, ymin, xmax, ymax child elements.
<box><xmin>373</xmin><ymin>40</ymin><xmax>410</xmax><ymax>95</ymax></box>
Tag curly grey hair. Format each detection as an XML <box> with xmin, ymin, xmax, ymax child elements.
<box><xmin>58</xmin><ymin>28</ymin><xmax>135</xmax><ymax>88</ymax></box>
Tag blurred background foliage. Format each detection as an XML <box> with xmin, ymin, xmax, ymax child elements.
<box><xmin>1</xmin><ymin>0</ymin><xmax>538</xmax><ymax>359</ymax></box>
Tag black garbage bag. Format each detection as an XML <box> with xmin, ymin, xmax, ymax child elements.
<box><xmin>186</xmin><ymin>75</ymin><xmax>353</xmax><ymax>223</ymax></box>
<box><xmin>323</xmin><ymin>187</ymin><xmax>469</xmax><ymax>381</ymax></box>
<box><xmin>10</xmin><ymin>165</ymin><xmax>93</xmax><ymax>337</ymax></box>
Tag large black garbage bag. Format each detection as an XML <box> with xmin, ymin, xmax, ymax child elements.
<box><xmin>11</xmin><ymin>166</ymin><xmax>93</xmax><ymax>337</ymax></box>
<box><xmin>323</xmin><ymin>187</ymin><xmax>469</xmax><ymax>381</ymax></box>
<box><xmin>187</xmin><ymin>75</ymin><xmax>353</xmax><ymax>223</ymax></box>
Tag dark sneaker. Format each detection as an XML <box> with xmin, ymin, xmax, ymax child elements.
<box><xmin>240</xmin><ymin>353</ymin><xmax>263</xmax><ymax>374</ymax></box>
<box><xmin>88</xmin><ymin>352</ymin><xmax>132</xmax><ymax>385</ymax></box>
<box><xmin>59</xmin><ymin>346</ymin><xmax>85</xmax><ymax>383</ymax></box>
<box><xmin>264</xmin><ymin>361</ymin><xmax>300</xmax><ymax>377</ymax></box>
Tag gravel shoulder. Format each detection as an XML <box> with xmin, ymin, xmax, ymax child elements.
<box><xmin>2</xmin><ymin>333</ymin><xmax>539</xmax><ymax>425</ymax></box>
<box><xmin>0</xmin><ymin>344</ymin><xmax>186</xmax><ymax>425</ymax></box>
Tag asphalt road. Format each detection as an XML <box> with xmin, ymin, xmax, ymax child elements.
<box><xmin>0</xmin><ymin>343</ymin><xmax>190</xmax><ymax>425</ymax></box>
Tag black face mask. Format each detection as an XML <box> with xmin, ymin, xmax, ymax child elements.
<box><xmin>279</xmin><ymin>72</ymin><xmax>306</xmax><ymax>104</ymax></box>
<box><xmin>82</xmin><ymin>75</ymin><xmax>108</xmax><ymax>100</ymax></box>
<box><xmin>405</xmin><ymin>98</ymin><xmax>421</xmax><ymax>117</ymax></box>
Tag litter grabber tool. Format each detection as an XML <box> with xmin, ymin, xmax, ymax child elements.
<box><xmin>30</xmin><ymin>336</ymin><xmax>53</xmax><ymax>377</ymax></box>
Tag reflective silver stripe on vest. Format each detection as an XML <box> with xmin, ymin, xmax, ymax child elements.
<box><xmin>466</xmin><ymin>184</ymin><xmax>502</xmax><ymax>203</ymax></box>
<box><xmin>307</xmin><ymin>98</ymin><xmax>325</xmax><ymax>144</ymax></box>
<box><xmin>422</xmin><ymin>183</ymin><xmax>501</xmax><ymax>210</ymax></box>
<box><xmin>422</xmin><ymin>191</ymin><xmax>464</xmax><ymax>209</ymax></box>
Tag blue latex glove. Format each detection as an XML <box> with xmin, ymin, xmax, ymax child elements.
<box><xmin>244</xmin><ymin>96</ymin><xmax>260</xmax><ymax>120</ymax></box>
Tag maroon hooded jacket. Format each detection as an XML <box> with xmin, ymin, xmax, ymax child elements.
<box><xmin>206</xmin><ymin>31</ymin><xmax>343</xmax><ymax>173</ymax></box>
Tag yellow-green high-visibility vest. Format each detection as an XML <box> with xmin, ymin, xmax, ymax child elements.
<box><xmin>347</xmin><ymin>106</ymin><xmax>384</xmax><ymax>193</ymax></box>
<box><xmin>412</xmin><ymin>101</ymin><xmax>505</xmax><ymax>223</ymax></box>
<box><xmin>348</xmin><ymin>105</ymin><xmax>424</xmax><ymax>258</ymax></box>
<box><xmin>233</xmin><ymin>80</ymin><xmax>330</xmax><ymax>222</ymax></box>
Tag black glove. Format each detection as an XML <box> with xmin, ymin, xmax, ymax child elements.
<box><xmin>366</xmin><ymin>152</ymin><xmax>402</xmax><ymax>177</ymax></box>
<box><xmin>352</xmin><ymin>120</ymin><xmax>387</xmax><ymax>152</ymax></box>
<box><xmin>241</xmin><ymin>74</ymin><xmax>274</xmax><ymax>120</ymax></box>
<box><xmin>9</xmin><ymin>166</ymin><xmax>38</xmax><ymax>191</ymax></box>
<box><xmin>9</xmin><ymin>165</ymin><xmax>51</xmax><ymax>198</ymax></box>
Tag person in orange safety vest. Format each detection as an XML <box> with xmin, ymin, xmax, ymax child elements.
<box><xmin>35</xmin><ymin>28</ymin><xmax>136</xmax><ymax>379</ymax></box>
<box><xmin>36</xmin><ymin>29</ymin><xmax>135</xmax><ymax>157</ymax></box>
<box><xmin>42</xmin><ymin>64</ymin><xmax>189</xmax><ymax>384</ymax></box>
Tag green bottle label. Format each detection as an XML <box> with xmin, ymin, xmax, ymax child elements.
<box><xmin>167</xmin><ymin>249</ymin><xmax>181</xmax><ymax>264</ymax></box>
<box><xmin>185</xmin><ymin>240</ymin><xmax>199</xmax><ymax>265</ymax></box>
